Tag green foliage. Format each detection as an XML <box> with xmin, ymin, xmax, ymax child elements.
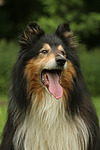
<box><xmin>38</xmin><ymin>0</ymin><xmax>100</xmax><ymax>47</ymax></box>
<box><xmin>0</xmin><ymin>105</ymin><xmax>7</xmax><ymax>136</ymax></box>
<box><xmin>78</xmin><ymin>47</ymin><xmax>100</xmax><ymax>96</ymax></box>
<box><xmin>0</xmin><ymin>0</ymin><xmax>100</xmax><ymax>47</ymax></box>
<box><xmin>93</xmin><ymin>97</ymin><xmax>100</xmax><ymax>122</ymax></box>
<box><xmin>0</xmin><ymin>40</ymin><xmax>19</xmax><ymax>94</ymax></box>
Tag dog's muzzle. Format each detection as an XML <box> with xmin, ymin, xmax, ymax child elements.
<box><xmin>41</xmin><ymin>53</ymin><xmax>67</xmax><ymax>100</ymax></box>
<box><xmin>56</xmin><ymin>53</ymin><xmax>66</xmax><ymax>68</ymax></box>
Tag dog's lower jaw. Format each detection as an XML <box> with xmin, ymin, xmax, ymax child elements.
<box><xmin>13</xmin><ymin>92</ymin><xmax>89</xmax><ymax>150</ymax></box>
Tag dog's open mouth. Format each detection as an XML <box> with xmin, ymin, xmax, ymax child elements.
<box><xmin>41</xmin><ymin>69</ymin><xmax>63</xmax><ymax>99</ymax></box>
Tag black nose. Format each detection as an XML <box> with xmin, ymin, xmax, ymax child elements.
<box><xmin>56</xmin><ymin>55</ymin><xmax>66</xmax><ymax>67</ymax></box>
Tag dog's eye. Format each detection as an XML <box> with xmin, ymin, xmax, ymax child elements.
<box><xmin>61</xmin><ymin>51</ymin><xmax>65</xmax><ymax>56</ymax></box>
<box><xmin>41</xmin><ymin>50</ymin><xmax>48</xmax><ymax>54</ymax></box>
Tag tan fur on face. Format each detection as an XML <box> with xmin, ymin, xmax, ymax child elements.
<box><xmin>24</xmin><ymin>48</ymin><xmax>76</xmax><ymax>102</ymax></box>
<box><xmin>57</xmin><ymin>45</ymin><xmax>65</xmax><ymax>53</ymax></box>
<box><xmin>24</xmin><ymin>52</ymin><xmax>55</xmax><ymax>99</ymax></box>
<box><xmin>61</xmin><ymin>60</ymin><xmax>76</xmax><ymax>92</ymax></box>
<box><xmin>24</xmin><ymin>58</ymin><xmax>44</xmax><ymax>99</ymax></box>
<box><xmin>40</xmin><ymin>43</ymin><xmax>51</xmax><ymax>52</ymax></box>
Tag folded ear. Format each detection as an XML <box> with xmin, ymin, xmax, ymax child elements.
<box><xmin>19</xmin><ymin>22</ymin><xmax>45</xmax><ymax>48</ymax></box>
<box><xmin>55</xmin><ymin>22</ymin><xmax>76</xmax><ymax>48</ymax></box>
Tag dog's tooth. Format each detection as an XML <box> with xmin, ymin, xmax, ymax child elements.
<box><xmin>46</xmin><ymin>74</ymin><xmax>48</xmax><ymax>80</ymax></box>
<box><xmin>44</xmin><ymin>74</ymin><xmax>46</xmax><ymax>79</ymax></box>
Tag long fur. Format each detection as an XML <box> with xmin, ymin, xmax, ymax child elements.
<box><xmin>0</xmin><ymin>22</ymin><xmax>100</xmax><ymax>150</ymax></box>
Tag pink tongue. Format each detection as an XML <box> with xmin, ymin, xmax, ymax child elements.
<box><xmin>46</xmin><ymin>73</ymin><xmax>63</xmax><ymax>99</ymax></box>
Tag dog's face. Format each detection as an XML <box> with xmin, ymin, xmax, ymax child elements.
<box><xmin>40</xmin><ymin>44</ymin><xmax>67</xmax><ymax>99</ymax></box>
<box><xmin>19</xmin><ymin>22</ymin><xmax>76</xmax><ymax>100</ymax></box>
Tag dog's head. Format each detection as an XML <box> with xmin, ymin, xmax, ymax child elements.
<box><xmin>17</xmin><ymin>22</ymin><xmax>78</xmax><ymax>101</ymax></box>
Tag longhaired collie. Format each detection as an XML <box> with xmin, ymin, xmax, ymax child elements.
<box><xmin>0</xmin><ymin>22</ymin><xmax>100</xmax><ymax>150</ymax></box>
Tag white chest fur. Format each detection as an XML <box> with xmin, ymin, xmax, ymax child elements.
<box><xmin>13</xmin><ymin>93</ymin><xmax>89</xmax><ymax>150</ymax></box>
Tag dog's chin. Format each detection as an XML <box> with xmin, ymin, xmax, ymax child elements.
<box><xmin>41</xmin><ymin>69</ymin><xmax>63</xmax><ymax>99</ymax></box>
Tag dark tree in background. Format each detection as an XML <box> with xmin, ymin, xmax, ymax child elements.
<box><xmin>0</xmin><ymin>0</ymin><xmax>100</xmax><ymax>48</ymax></box>
<box><xmin>0</xmin><ymin>0</ymin><xmax>44</xmax><ymax>39</ymax></box>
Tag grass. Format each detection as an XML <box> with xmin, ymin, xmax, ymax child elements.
<box><xmin>93</xmin><ymin>97</ymin><xmax>100</xmax><ymax>122</ymax></box>
<box><xmin>0</xmin><ymin>106</ymin><xmax>7</xmax><ymax>135</ymax></box>
<box><xmin>78</xmin><ymin>48</ymin><xmax>100</xmax><ymax>96</ymax></box>
<box><xmin>0</xmin><ymin>96</ymin><xmax>100</xmax><ymax>138</ymax></box>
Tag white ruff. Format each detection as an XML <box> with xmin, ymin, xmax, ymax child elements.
<box><xmin>13</xmin><ymin>92</ymin><xmax>89</xmax><ymax>150</ymax></box>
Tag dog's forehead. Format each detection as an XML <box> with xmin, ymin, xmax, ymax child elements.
<box><xmin>40</xmin><ymin>34</ymin><xmax>64</xmax><ymax>51</ymax></box>
<box><xmin>42</xmin><ymin>43</ymin><xmax>64</xmax><ymax>52</ymax></box>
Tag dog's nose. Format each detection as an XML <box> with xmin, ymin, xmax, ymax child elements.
<box><xmin>56</xmin><ymin>55</ymin><xmax>66</xmax><ymax>67</ymax></box>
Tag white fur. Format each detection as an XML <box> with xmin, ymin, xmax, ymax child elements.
<box><xmin>13</xmin><ymin>92</ymin><xmax>90</xmax><ymax>150</ymax></box>
<box><xmin>44</xmin><ymin>57</ymin><xmax>67</xmax><ymax>70</ymax></box>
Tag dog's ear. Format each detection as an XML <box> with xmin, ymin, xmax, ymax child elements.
<box><xmin>19</xmin><ymin>22</ymin><xmax>45</xmax><ymax>48</ymax></box>
<box><xmin>55</xmin><ymin>22</ymin><xmax>76</xmax><ymax>48</ymax></box>
<box><xmin>56</xmin><ymin>22</ymin><xmax>71</xmax><ymax>34</ymax></box>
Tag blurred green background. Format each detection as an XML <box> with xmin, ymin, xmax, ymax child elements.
<box><xmin>0</xmin><ymin>0</ymin><xmax>100</xmax><ymax>136</ymax></box>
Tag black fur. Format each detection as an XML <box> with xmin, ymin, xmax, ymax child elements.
<box><xmin>0</xmin><ymin>22</ymin><xmax>100</xmax><ymax>150</ymax></box>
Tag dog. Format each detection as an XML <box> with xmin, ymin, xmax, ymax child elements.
<box><xmin>0</xmin><ymin>22</ymin><xmax>100</xmax><ymax>150</ymax></box>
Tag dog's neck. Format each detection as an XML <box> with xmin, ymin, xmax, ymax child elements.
<box><xmin>13</xmin><ymin>92</ymin><xmax>89</xmax><ymax>150</ymax></box>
